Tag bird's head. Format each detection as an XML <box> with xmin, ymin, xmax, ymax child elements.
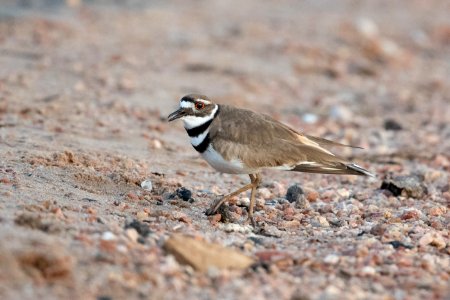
<box><xmin>168</xmin><ymin>94</ymin><xmax>218</xmax><ymax>129</ymax></box>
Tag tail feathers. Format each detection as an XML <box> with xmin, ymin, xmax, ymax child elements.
<box><xmin>291</xmin><ymin>162</ymin><xmax>374</xmax><ymax>177</ymax></box>
<box><xmin>346</xmin><ymin>163</ymin><xmax>375</xmax><ymax>177</ymax></box>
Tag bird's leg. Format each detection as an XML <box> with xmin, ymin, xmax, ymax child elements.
<box><xmin>247</xmin><ymin>173</ymin><xmax>262</xmax><ymax>227</ymax></box>
<box><xmin>205</xmin><ymin>182</ymin><xmax>254</xmax><ymax>215</ymax></box>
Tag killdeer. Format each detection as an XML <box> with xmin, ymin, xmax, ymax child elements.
<box><xmin>168</xmin><ymin>94</ymin><xmax>374</xmax><ymax>226</ymax></box>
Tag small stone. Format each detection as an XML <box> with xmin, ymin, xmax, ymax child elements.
<box><xmin>306</xmin><ymin>190</ymin><xmax>319</xmax><ymax>202</ymax></box>
<box><xmin>419</xmin><ymin>232</ymin><xmax>446</xmax><ymax>249</ymax></box>
<box><xmin>400</xmin><ymin>209</ymin><xmax>421</xmax><ymax>220</ymax></box>
<box><xmin>125</xmin><ymin>219</ymin><xmax>151</xmax><ymax>237</ymax></box>
<box><xmin>164</xmin><ymin>234</ymin><xmax>254</xmax><ymax>272</ymax></box>
<box><xmin>388</xmin><ymin>241</ymin><xmax>413</xmax><ymax>249</ymax></box>
<box><xmin>101</xmin><ymin>231</ymin><xmax>116</xmax><ymax>241</ymax></box>
<box><xmin>0</xmin><ymin>177</ymin><xmax>11</xmax><ymax>184</ymax></box>
<box><xmin>136</xmin><ymin>211</ymin><xmax>149</xmax><ymax>221</ymax></box>
<box><xmin>236</xmin><ymin>197</ymin><xmax>250</xmax><ymax>207</ymax></box>
<box><xmin>324</xmin><ymin>254</ymin><xmax>340</xmax><ymax>265</ymax></box>
<box><xmin>126</xmin><ymin>192</ymin><xmax>140</xmax><ymax>201</ymax></box>
<box><xmin>257</xmin><ymin>188</ymin><xmax>272</xmax><ymax>199</ymax></box>
<box><xmin>329</xmin><ymin>105</ymin><xmax>353</xmax><ymax>122</ymax></box>
<box><xmin>312</xmin><ymin>216</ymin><xmax>329</xmax><ymax>227</ymax></box>
<box><xmin>125</xmin><ymin>228</ymin><xmax>139</xmax><ymax>243</ymax></box>
<box><xmin>221</xmin><ymin>223</ymin><xmax>253</xmax><ymax>233</ymax></box>
<box><xmin>302</xmin><ymin>113</ymin><xmax>318</xmax><ymax>124</ymax></box>
<box><xmin>176</xmin><ymin>187</ymin><xmax>192</xmax><ymax>201</ymax></box>
<box><xmin>361</xmin><ymin>266</ymin><xmax>376</xmax><ymax>276</ymax></box>
<box><xmin>384</xmin><ymin>119</ymin><xmax>402</xmax><ymax>130</ymax></box>
<box><xmin>140</xmin><ymin>180</ymin><xmax>153</xmax><ymax>191</ymax></box>
<box><xmin>428</xmin><ymin>206</ymin><xmax>446</xmax><ymax>217</ymax></box>
<box><xmin>150</xmin><ymin>139</ymin><xmax>162</xmax><ymax>149</ymax></box>
<box><xmin>336</xmin><ymin>188</ymin><xmax>350</xmax><ymax>198</ymax></box>
<box><xmin>380</xmin><ymin>175</ymin><xmax>427</xmax><ymax>198</ymax></box>
<box><xmin>286</xmin><ymin>184</ymin><xmax>303</xmax><ymax>203</ymax></box>
<box><xmin>356</xmin><ymin>17</ymin><xmax>379</xmax><ymax>38</ymax></box>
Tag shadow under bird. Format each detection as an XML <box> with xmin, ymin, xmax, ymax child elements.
<box><xmin>168</xmin><ymin>94</ymin><xmax>374</xmax><ymax>226</ymax></box>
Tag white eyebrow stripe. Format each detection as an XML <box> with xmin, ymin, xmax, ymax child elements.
<box><xmin>180</xmin><ymin>101</ymin><xmax>194</xmax><ymax>109</ymax></box>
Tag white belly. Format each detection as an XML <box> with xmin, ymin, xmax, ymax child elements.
<box><xmin>201</xmin><ymin>144</ymin><xmax>253</xmax><ymax>174</ymax></box>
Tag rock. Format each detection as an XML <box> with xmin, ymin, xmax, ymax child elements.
<box><xmin>125</xmin><ymin>219</ymin><xmax>151</xmax><ymax>238</ymax></box>
<box><xmin>380</xmin><ymin>175</ymin><xmax>428</xmax><ymax>198</ymax></box>
<box><xmin>324</xmin><ymin>254</ymin><xmax>340</xmax><ymax>265</ymax></box>
<box><xmin>419</xmin><ymin>232</ymin><xmax>446</xmax><ymax>249</ymax></box>
<box><xmin>140</xmin><ymin>180</ymin><xmax>153</xmax><ymax>191</ymax></box>
<box><xmin>136</xmin><ymin>211</ymin><xmax>148</xmax><ymax>221</ymax></box>
<box><xmin>388</xmin><ymin>241</ymin><xmax>413</xmax><ymax>249</ymax></box>
<box><xmin>125</xmin><ymin>228</ymin><xmax>139</xmax><ymax>243</ymax></box>
<box><xmin>286</xmin><ymin>184</ymin><xmax>303</xmax><ymax>203</ymax></box>
<box><xmin>384</xmin><ymin>119</ymin><xmax>402</xmax><ymax>130</ymax></box>
<box><xmin>302</xmin><ymin>113</ymin><xmax>318</xmax><ymax>124</ymax></box>
<box><xmin>164</xmin><ymin>234</ymin><xmax>254</xmax><ymax>272</ymax></box>
<box><xmin>306</xmin><ymin>190</ymin><xmax>319</xmax><ymax>202</ymax></box>
<box><xmin>255</xmin><ymin>250</ymin><xmax>293</xmax><ymax>270</ymax></box>
<box><xmin>356</xmin><ymin>17</ymin><xmax>379</xmax><ymax>38</ymax></box>
<box><xmin>221</xmin><ymin>223</ymin><xmax>253</xmax><ymax>234</ymax></box>
<box><xmin>311</xmin><ymin>216</ymin><xmax>330</xmax><ymax>227</ymax></box>
<box><xmin>329</xmin><ymin>105</ymin><xmax>353</xmax><ymax>122</ymax></box>
<box><xmin>361</xmin><ymin>266</ymin><xmax>376</xmax><ymax>276</ymax></box>
<box><xmin>257</xmin><ymin>187</ymin><xmax>272</xmax><ymax>199</ymax></box>
<box><xmin>176</xmin><ymin>187</ymin><xmax>192</xmax><ymax>201</ymax></box>
<box><xmin>101</xmin><ymin>231</ymin><xmax>116</xmax><ymax>241</ymax></box>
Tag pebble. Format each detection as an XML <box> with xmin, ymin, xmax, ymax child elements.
<box><xmin>427</xmin><ymin>206</ymin><xmax>446</xmax><ymax>217</ymax></box>
<box><xmin>125</xmin><ymin>228</ymin><xmax>139</xmax><ymax>243</ymax></box>
<box><xmin>419</xmin><ymin>232</ymin><xmax>446</xmax><ymax>249</ymax></box>
<box><xmin>323</xmin><ymin>254</ymin><xmax>340</xmax><ymax>265</ymax></box>
<box><xmin>125</xmin><ymin>219</ymin><xmax>151</xmax><ymax>237</ymax></box>
<box><xmin>356</xmin><ymin>17</ymin><xmax>379</xmax><ymax>38</ymax></box>
<box><xmin>221</xmin><ymin>223</ymin><xmax>253</xmax><ymax>234</ymax></box>
<box><xmin>311</xmin><ymin>216</ymin><xmax>330</xmax><ymax>227</ymax></box>
<box><xmin>236</xmin><ymin>197</ymin><xmax>250</xmax><ymax>207</ymax></box>
<box><xmin>285</xmin><ymin>184</ymin><xmax>303</xmax><ymax>203</ymax></box>
<box><xmin>400</xmin><ymin>209</ymin><xmax>421</xmax><ymax>220</ymax></box>
<box><xmin>306</xmin><ymin>190</ymin><xmax>319</xmax><ymax>202</ymax></box>
<box><xmin>302</xmin><ymin>113</ymin><xmax>318</xmax><ymax>124</ymax></box>
<box><xmin>384</xmin><ymin>119</ymin><xmax>403</xmax><ymax>130</ymax></box>
<box><xmin>380</xmin><ymin>175</ymin><xmax>428</xmax><ymax>198</ymax></box>
<box><xmin>257</xmin><ymin>187</ymin><xmax>272</xmax><ymax>199</ymax></box>
<box><xmin>329</xmin><ymin>105</ymin><xmax>353</xmax><ymax>122</ymax></box>
<box><xmin>101</xmin><ymin>231</ymin><xmax>116</xmax><ymax>241</ymax></box>
<box><xmin>176</xmin><ymin>187</ymin><xmax>192</xmax><ymax>201</ymax></box>
<box><xmin>150</xmin><ymin>139</ymin><xmax>163</xmax><ymax>149</ymax></box>
<box><xmin>136</xmin><ymin>211</ymin><xmax>148</xmax><ymax>220</ymax></box>
<box><xmin>361</xmin><ymin>266</ymin><xmax>376</xmax><ymax>276</ymax></box>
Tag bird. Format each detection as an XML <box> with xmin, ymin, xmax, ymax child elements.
<box><xmin>168</xmin><ymin>94</ymin><xmax>374</xmax><ymax>226</ymax></box>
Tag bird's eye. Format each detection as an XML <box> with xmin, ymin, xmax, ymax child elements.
<box><xmin>195</xmin><ymin>102</ymin><xmax>205</xmax><ymax>110</ymax></box>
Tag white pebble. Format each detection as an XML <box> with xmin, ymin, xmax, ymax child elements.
<box><xmin>101</xmin><ymin>231</ymin><xmax>116</xmax><ymax>241</ymax></box>
<box><xmin>324</xmin><ymin>254</ymin><xmax>340</xmax><ymax>265</ymax></box>
<box><xmin>361</xmin><ymin>266</ymin><xmax>376</xmax><ymax>276</ymax></box>
<box><xmin>140</xmin><ymin>179</ymin><xmax>153</xmax><ymax>191</ymax></box>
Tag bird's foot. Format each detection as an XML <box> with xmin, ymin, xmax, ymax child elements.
<box><xmin>204</xmin><ymin>196</ymin><xmax>225</xmax><ymax>216</ymax></box>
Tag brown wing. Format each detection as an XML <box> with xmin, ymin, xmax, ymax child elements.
<box><xmin>209</xmin><ymin>105</ymin><xmax>352</xmax><ymax>169</ymax></box>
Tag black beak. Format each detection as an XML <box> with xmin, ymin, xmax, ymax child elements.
<box><xmin>167</xmin><ymin>108</ymin><xmax>186</xmax><ymax>122</ymax></box>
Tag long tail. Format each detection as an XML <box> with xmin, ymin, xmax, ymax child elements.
<box><xmin>291</xmin><ymin>162</ymin><xmax>375</xmax><ymax>177</ymax></box>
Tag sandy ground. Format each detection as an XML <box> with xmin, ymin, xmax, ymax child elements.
<box><xmin>0</xmin><ymin>0</ymin><xmax>449</xmax><ymax>299</ymax></box>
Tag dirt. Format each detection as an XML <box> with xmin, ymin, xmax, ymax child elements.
<box><xmin>0</xmin><ymin>1</ymin><xmax>449</xmax><ymax>299</ymax></box>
